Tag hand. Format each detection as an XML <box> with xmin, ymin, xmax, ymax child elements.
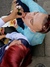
<box><xmin>2</xmin><ymin>0</ymin><xmax>24</xmax><ymax>23</ymax></box>
<box><xmin>11</xmin><ymin>0</ymin><xmax>24</xmax><ymax>19</ymax></box>
<box><xmin>11</xmin><ymin>0</ymin><xmax>17</xmax><ymax>10</ymax></box>
<box><xmin>9</xmin><ymin>40</ymin><xmax>22</xmax><ymax>47</ymax></box>
<box><xmin>10</xmin><ymin>7</ymin><xmax>22</xmax><ymax>19</ymax></box>
<box><xmin>2</xmin><ymin>7</ymin><xmax>23</xmax><ymax>23</ymax></box>
<box><xmin>11</xmin><ymin>0</ymin><xmax>24</xmax><ymax>12</ymax></box>
<box><xmin>0</xmin><ymin>35</ymin><xmax>5</xmax><ymax>40</ymax></box>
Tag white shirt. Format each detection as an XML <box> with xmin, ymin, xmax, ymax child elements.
<box><xmin>0</xmin><ymin>18</ymin><xmax>5</xmax><ymax>27</ymax></box>
<box><xmin>6</xmin><ymin>32</ymin><xmax>29</xmax><ymax>43</ymax></box>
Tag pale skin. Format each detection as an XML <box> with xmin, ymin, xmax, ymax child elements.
<box><xmin>15</xmin><ymin>12</ymin><xmax>48</xmax><ymax>32</ymax></box>
<box><xmin>22</xmin><ymin>12</ymin><xmax>48</xmax><ymax>32</ymax></box>
<box><xmin>8</xmin><ymin>40</ymin><xmax>27</xmax><ymax>50</ymax></box>
<box><xmin>2</xmin><ymin>5</ymin><xmax>23</xmax><ymax>23</ymax></box>
<box><xmin>0</xmin><ymin>1</ymin><xmax>48</xmax><ymax>48</ymax></box>
<box><xmin>0</xmin><ymin>0</ymin><xmax>26</xmax><ymax>48</ymax></box>
<box><xmin>3</xmin><ymin>12</ymin><xmax>48</xmax><ymax>47</ymax></box>
<box><xmin>0</xmin><ymin>3</ymin><xmax>48</xmax><ymax>39</ymax></box>
<box><xmin>0</xmin><ymin>5</ymin><xmax>24</xmax><ymax>48</ymax></box>
<box><xmin>0</xmin><ymin>4</ymin><xmax>24</xmax><ymax>34</ymax></box>
<box><xmin>12</xmin><ymin>0</ymin><xmax>48</xmax><ymax>32</ymax></box>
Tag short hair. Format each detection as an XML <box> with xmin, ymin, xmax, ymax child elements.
<box><xmin>4</xmin><ymin>26</ymin><xmax>18</xmax><ymax>34</ymax></box>
<box><xmin>40</xmin><ymin>15</ymin><xmax>50</xmax><ymax>33</ymax></box>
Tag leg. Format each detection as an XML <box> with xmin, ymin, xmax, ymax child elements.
<box><xmin>1</xmin><ymin>45</ymin><xmax>30</xmax><ymax>67</ymax></box>
<box><xmin>20</xmin><ymin>50</ymin><xmax>32</xmax><ymax>67</ymax></box>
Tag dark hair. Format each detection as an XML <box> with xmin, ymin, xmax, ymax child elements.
<box><xmin>40</xmin><ymin>15</ymin><xmax>50</xmax><ymax>33</ymax></box>
<box><xmin>4</xmin><ymin>26</ymin><xmax>18</xmax><ymax>34</ymax></box>
<box><xmin>0</xmin><ymin>40</ymin><xmax>5</xmax><ymax>47</ymax></box>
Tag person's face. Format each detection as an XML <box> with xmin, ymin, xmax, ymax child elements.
<box><xmin>0</xmin><ymin>28</ymin><xmax>5</xmax><ymax>35</ymax></box>
<box><xmin>24</xmin><ymin>12</ymin><xmax>48</xmax><ymax>32</ymax></box>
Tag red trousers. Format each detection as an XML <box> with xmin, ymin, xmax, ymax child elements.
<box><xmin>1</xmin><ymin>44</ymin><xmax>31</xmax><ymax>67</ymax></box>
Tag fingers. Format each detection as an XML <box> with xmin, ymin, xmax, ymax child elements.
<box><xmin>11</xmin><ymin>0</ymin><xmax>19</xmax><ymax>10</ymax></box>
<box><xmin>9</xmin><ymin>40</ymin><xmax>22</xmax><ymax>48</ymax></box>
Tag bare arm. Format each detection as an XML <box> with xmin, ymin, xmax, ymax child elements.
<box><xmin>2</xmin><ymin>7</ymin><xmax>22</xmax><ymax>23</ymax></box>
<box><xmin>0</xmin><ymin>35</ymin><xmax>6</xmax><ymax>40</ymax></box>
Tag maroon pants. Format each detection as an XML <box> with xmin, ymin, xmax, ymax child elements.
<box><xmin>1</xmin><ymin>44</ymin><xmax>30</xmax><ymax>67</ymax></box>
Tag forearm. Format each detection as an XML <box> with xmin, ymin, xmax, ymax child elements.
<box><xmin>1</xmin><ymin>7</ymin><xmax>22</xmax><ymax>24</ymax></box>
<box><xmin>2</xmin><ymin>13</ymin><xmax>15</xmax><ymax>23</ymax></box>
<box><xmin>0</xmin><ymin>15</ymin><xmax>12</xmax><ymax>27</ymax></box>
<box><xmin>0</xmin><ymin>35</ymin><xmax>6</xmax><ymax>39</ymax></box>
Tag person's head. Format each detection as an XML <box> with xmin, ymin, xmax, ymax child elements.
<box><xmin>1</xmin><ymin>45</ymin><xmax>27</xmax><ymax>67</ymax></box>
<box><xmin>0</xmin><ymin>26</ymin><xmax>18</xmax><ymax>35</ymax></box>
<box><xmin>24</xmin><ymin>12</ymin><xmax>50</xmax><ymax>33</ymax></box>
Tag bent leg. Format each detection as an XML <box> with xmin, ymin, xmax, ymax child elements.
<box><xmin>1</xmin><ymin>45</ymin><xmax>30</xmax><ymax>67</ymax></box>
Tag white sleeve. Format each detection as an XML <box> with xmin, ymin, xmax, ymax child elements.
<box><xmin>5</xmin><ymin>32</ymin><xmax>28</xmax><ymax>41</ymax></box>
<box><xmin>6</xmin><ymin>32</ymin><xmax>15</xmax><ymax>40</ymax></box>
<box><xmin>6</xmin><ymin>32</ymin><xmax>19</xmax><ymax>40</ymax></box>
<box><xmin>0</xmin><ymin>18</ymin><xmax>5</xmax><ymax>27</ymax></box>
